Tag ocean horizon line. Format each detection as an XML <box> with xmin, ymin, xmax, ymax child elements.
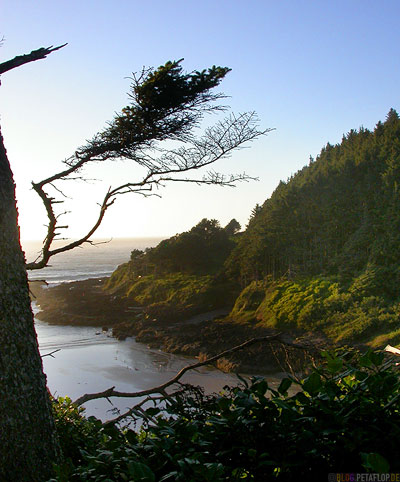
<box><xmin>21</xmin><ymin>235</ymin><xmax>167</xmax><ymax>244</ymax></box>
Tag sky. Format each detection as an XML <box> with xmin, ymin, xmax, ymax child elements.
<box><xmin>1</xmin><ymin>0</ymin><xmax>400</xmax><ymax>243</ymax></box>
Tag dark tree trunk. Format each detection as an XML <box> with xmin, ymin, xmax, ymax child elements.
<box><xmin>0</xmin><ymin>130</ymin><xmax>60</xmax><ymax>481</ymax></box>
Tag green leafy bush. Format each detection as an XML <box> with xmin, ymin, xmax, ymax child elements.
<box><xmin>51</xmin><ymin>351</ymin><xmax>400</xmax><ymax>481</ymax></box>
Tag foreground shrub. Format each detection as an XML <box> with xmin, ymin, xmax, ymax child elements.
<box><xmin>51</xmin><ymin>350</ymin><xmax>400</xmax><ymax>481</ymax></box>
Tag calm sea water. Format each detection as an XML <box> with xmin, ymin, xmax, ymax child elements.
<box><xmin>23</xmin><ymin>238</ymin><xmax>274</xmax><ymax>421</ymax></box>
<box><xmin>23</xmin><ymin>237</ymin><xmax>164</xmax><ymax>284</ymax></box>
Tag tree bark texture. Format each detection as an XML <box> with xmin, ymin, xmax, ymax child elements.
<box><xmin>0</xmin><ymin>130</ymin><xmax>59</xmax><ymax>481</ymax></box>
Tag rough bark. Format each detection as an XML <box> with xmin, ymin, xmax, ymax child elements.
<box><xmin>0</xmin><ymin>131</ymin><xmax>60</xmax><ymax>481</ymax></box>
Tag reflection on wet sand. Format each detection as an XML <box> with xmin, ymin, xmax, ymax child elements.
<box><xmin>37</xmin><ymin>318</ymin><xmax>283</xmax><ymax>421</ymax></box>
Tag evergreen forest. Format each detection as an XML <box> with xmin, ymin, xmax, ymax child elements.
<box><xmin>228</xmin><ymin>108</ymin><xmax>400</xmax><ymax>285</ymax></box>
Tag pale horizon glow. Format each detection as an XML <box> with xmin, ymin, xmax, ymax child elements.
<box><xmin>2</xmin><ymin>1</ymin><xmax>400</xmax><ymax>242</ymax></box>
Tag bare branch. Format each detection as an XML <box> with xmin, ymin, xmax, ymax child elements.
<box><xmin>25</xmin><ymin>60</ymin><xmax>272</xmax><ymax>270</ymax></box>
<box><xmin>104</xmin><ymin>394</ymin><xmax>169</xmax><ymax>426</ymax></box>
<box><xmin>0</xmin><ymin>44</ymin><xmax>67</xmax><ymax>76</ymax></box>
<box><xmin>26</xmin><ymin>188</ymin><xmax>115</xmax><ymax>269</ymax></box>
<box><xmin>49</xmin><ymin>182</ymin><xmax>71</xmax><ymax>199</ymax></box>
<box><xmin>71</xmin><ymin>334</ymin><xmax>318</xmax><ymax>426</ymax></box>
<box><xmin>73</xmin><ymin>334</ymin><xmax>293</xmax><ymax>407</ymax></box>
<box><xmin>41</xmin><ymin>349</ymin><xmax>61</xmax><ymax>358</ymax></box>
<box><xmin>27</xmin><ymin>112</ymin><xmax>270</xmax><ymax>270</ymax></box>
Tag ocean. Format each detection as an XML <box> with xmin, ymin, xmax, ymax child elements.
<box><xmin>23</xmin><ymin>238</ymin><xmax>256</xmax><ymax>421</ymax></box>
<box><xmin>23</xmin><ymin>237</ymin><xmax>164</xmax><ymax>284</ymax></box>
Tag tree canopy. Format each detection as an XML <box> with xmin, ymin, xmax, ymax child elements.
<box><xmin>78</xmin><ymin>61</ymin><xmax>231</xmax><ymax>158</ymax></box>
<box><xmin>226</xmin><ymin>109</ymin><xmax>400</xmax><ymax>285</ymax></box>
<box><xmin>128</xmin><ymin>217</ymin><xmax>241</xmax><ymax>276</ymax></box>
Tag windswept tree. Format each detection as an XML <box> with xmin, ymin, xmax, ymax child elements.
<box><xmin>0</xmin><ymin>45</ymin><xmax>269</xmax><ymax>480</ymax></box>
<box><xmin>26</xmin><ymin>59</ymin><xmax>269</xmax><ymax>270</ymax></box>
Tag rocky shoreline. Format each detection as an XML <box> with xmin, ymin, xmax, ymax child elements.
<box><xmin>30</xmin><ymin>278</ymin><xmax>314</xmax><ymax>374</ymax></box>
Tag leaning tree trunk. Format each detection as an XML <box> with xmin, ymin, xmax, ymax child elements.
<box><xmin>0</xmin><ymin>130</ymin><xmax>60</xmax><ymax>481</ymax></box>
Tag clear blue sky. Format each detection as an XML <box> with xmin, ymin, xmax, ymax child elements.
<box><xmin>2</xmin><ymin>0</ymin><xmax>400</xmax><ymax>242</ymax></box>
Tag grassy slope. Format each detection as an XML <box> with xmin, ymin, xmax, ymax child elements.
<box><xmin>105</xmin><ymin>263</ymin><xmax>237</xmax><ymax>322</ymax></box>
<box><xmin>229</xmin><ymin>273</ymin><xmax>400</xmax><ymax>348</ymax></box>
<box><xmin>226</xmin><ymin>112</ymin><xmax>400</xmax><ymax>349</ymax></box>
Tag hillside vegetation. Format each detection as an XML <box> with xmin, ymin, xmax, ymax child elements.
<box><xmin>105</xmin><ymin>219</ymin><xmax>241</xmax><ymax>321</ymax></box>
<box><xmin>107</xmin><ymin>110</ymin><xmax>400</xmax><ymax>348</ymax></box>
<box><xmin>52</xmin><ymin>111</ymin><xmax>400</xmax><ymax>481</ymax></box>
<box><xmin>227</xmin><ymin>109</ymin><xmax>400</xmax><ymax>347</ymax></box>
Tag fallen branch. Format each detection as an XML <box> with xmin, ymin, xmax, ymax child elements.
<box><xmin>73</xmin><ymin>333</ymin><xmax>315</xmax><ymax>408</ymax></box>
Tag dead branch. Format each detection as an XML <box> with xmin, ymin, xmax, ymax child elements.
<box><xmin>73</xmin><ymin>334</ymin><xmax>282</xmax><ymax>406</ymax></box>
<box><xmin>26</xmin><ymin>110</ymin><xmax>271</xmax><ymax>270</ymax></box>
<box><xmin>0</xmin><ymin>44</ymin><xmax>67</xmax><ymax>77</ymax></box>
<box><xmin>41</xmin><ymin>349</ymin><xmax>61</xmax><ymax>358</ymax></box>
<box><xmin>72</xmin><ymin>333</ymin><xmax>316</xmax><ymax>410</ymax></box>
<box><xmin>26</xmin><ymin>187</ymin><xmax>115</xmax><ymax>269</ymax></box>
<box><xmin>104</xmin><ymin>391</ymin><xmax>185</xmax><ymax>426</ymax></box>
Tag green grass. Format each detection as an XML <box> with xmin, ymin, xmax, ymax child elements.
<box><xmin>229</xmin><ymin>271</ymin><xmax>400</xmax><ymax>348</ymax></box>
<box><xmin>107</xmin><ymin>260</ymin><xmax>400</xmax><ymax>347</ymax></box>
<box><xmin>105</xmin><ymin>269</ymin><xmax>236</xmax><ymax>322</ymax></box>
